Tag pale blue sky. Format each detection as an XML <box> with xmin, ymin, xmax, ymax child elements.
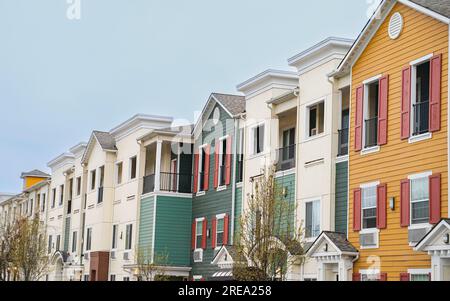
<box><xmin>0</xmin><ymin>0</ymin><xmax>378</xmax><ymax>193</ymax></box>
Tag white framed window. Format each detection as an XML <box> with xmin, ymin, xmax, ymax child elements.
<box><xmin>90</xmin><ymin>170</ymin><xmax>96</xmax><ymax>191</ymax></box>
<box><xmin>76</xmin><ymin>177</ymin><xmax>81</xmax><ymax>196</ymax></box>
<box><xmin>59</xmin><ymin>185</ymin><xmax>64</xmax><ymax>206</ymax></box>
<box><xmin>215</xmin><ymin>214</ymin><xmax>226</xmax><ymax>247</ymax></box>
<box><xmin>72</xmin><ymin>231</ymin><xmax>77</xmax><ymax>253</ymax></box>
<box><xmin>217</xmin><ymin>136</ymin><xmax>228</xmax><ymax>188</ymax></box>
<box><xmin>111</xmin><ymin>224</ymin><xmax>118</xmax><ymax>250</ymax></box>
<box><xmin>408</xmin><ymin>269</ymin><xmax>431</xmax><ymax>281</ymax></box>
<box><xmin>360</xmin><ymin>269</ymin><xmax>380</xmax><ymax>281</ymax></box>
<box><xmin>116</xmin><ymin>162</ymin><xmax>123</xmax><ymax>185</ymax></box>
<box><xmin>410</xmin><ymin>54</ymin><xmax>432</xmax><ymax>138</ymax></box>
<box><xmin>361</xmin><ymin>185</ymin><xmax>377</xmax><ymax>230</ymax></box>
<box><xmin>195</xmin><ymin>218</ymin><xmax>205</xmax><ymax>250</ymax></box>
<box><xmin>362</xmin><ymin>76</ymin><xmax>381</xmax><ymax>149</ymax></box>
<box><xmin>51</xmin><ymin>188</ymin><xmax>56</xmax><ymax>208</ymax></box>
<box><xmin>305</xmin><ymin>199</ymin><xmax>320</xmax><ymax>239</ymax></box>
<box><xmin>197</xmin><ymin>145</ymin><xmax>207</xmax><ymax>193</ymax></box>
<box><xmin>409</xmin><ymin>173</ymin><xmax>431</xmax><ymax>225</ymax></box>
<box><xmin>129</xmin><ymin>156</ymin><xmax>137</xmax><ymax>180</ymax></box>
<box><xmin>250</xmin><ymin>123</ymin><xmax>265</xmax><ymax>155</ymax></box>
<box><xmin>98</xmin><ymin>166</ymin><xmax>105</xmax><ymax>188</ymax></box>
<box><xmin>306</xmin><ymin>101</ymin><xmax>324</xmax><ymax>138</ymax></box>
<box><xmin>86</xmin><ymin>228</ymin><xmax>92</xmax><ymax>251</ymax></box>
<box><xmin>125</xmin><ymin>224</ymin><xmax>133</xmax><ymax>250</ymax></box>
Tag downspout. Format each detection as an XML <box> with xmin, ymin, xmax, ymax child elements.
<box><xmin>230</xmin><ymin>117</ymin><xmax>239</xmax><ymax>245</ymax></box>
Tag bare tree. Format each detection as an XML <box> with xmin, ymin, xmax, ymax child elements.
<box><xmin>233</xmin><ymin>166</ymin><xmax>305</xmax><ymax>281</ymax></box>
<box><xmin>10</xmin><ymin>216</ymin><xmax>50</xmax><ymax>281</ymax></box>
<box><xmin>135</xmin><ymin>245</ymin><xmax>170</xmax><ymax>281</ymax></box>
<box><xmin>0</xmin><ymin>221</ymin><xmax>19</xmax><ymax>281</ymax></box>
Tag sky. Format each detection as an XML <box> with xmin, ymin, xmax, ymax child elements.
<box><xmin>0</xmin><ymin>0</ymin><xmax>381</xmax><ymax>193</ymax></box>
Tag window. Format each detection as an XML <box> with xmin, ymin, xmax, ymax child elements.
<box><xmin>411</xmin><ymin>60</ymin><xmax>430</xmax><ymax>136</ymax></box>
<box><xmin>252</xmin><ymin>124</ymin><xmax>265</xmax><ymax>155</ymax></box>
<box><xmin>411</xmin><ymin>274</ymin><xmax>430</xmax><ymax>281</ymax></box>
<box><xmin>90</xmin><ymin>170</ymin><xmax>96</xmax><ymax>190</ymax></box>
<box><xmin>48</xmin><ymin>235</ymin><xmax>52</xmax><ymax>254</ymax></box>
<box><xmin>362</xmin><ymin>186</ymin><xmax>377</xmax><ymax>229</ymax></box>
<box><xmin>364</xmin><ymin>81</ymin><xmax>379</xmax><ymax>148</ymax></box>
<box><xmin>56</xmin><ymin>235</ymin><xmax>61</xmax><ymax>251</ymax></box>
<box><xmin>110</xmin><ymin>275</ymin><xmax>116</xmax><ymax>281</ymax></box>
<box><xmin>69</xmin><ymin>178</ymin><xmax>73</xmax><ymax>200</ymax></box>
<box><xmin>116</xmin><ymin>162</ymin><xmax>123</xmax><ymax>185</ymax></box>
<box><xmin>125</xmin><ymin>224</ymin><xmax>133</xmax><ymax>250</ymax></box>
<box><xmin>76</xmin><ymin>177</ymin><xmax>81</xmax><ymax>196</ymax></box>
<box><xmin>411</xmin><ymin>177</ymin><xmax>429</xmax><ymax>225</ymax></box>
<box><xmin>41</xmin><ymin>193</ymin><xmax>46</xmax><ymax>212</ymax></box>
<box><xmin>123</xmin><ymin>277</ymin><xmax>130</xmax><ymax>281</ymax></box>
<box><xmin>216</xmin><ymin>216</ymin><xmax>225</xmax><ymax>246</ymax></box>
<box><xmin>59</xmin><ymin>185</ymin><xmax>64</xmax><ymax>206</ymax></box>
<box><xmin>112</xmin><ymin>225</ymin><xmax>118</xmax><ymax>249</ymax></box>
<box><xmin>52</xmin><ymin>188</ymin><xmax>56</xmax><ymax>208</ymax></box>
<box><xmin>99</xmin><ymin>166</ymin><xmax>105</xmax><ymax>188</ymax></box>
<box><xmin>307</xmin><ymin>102</ymin><xmax>324</xmax><ymax>137</ymax></box>
<box><xmin>196</xmin><ymin>220</ymin><xmax>203</xmax><ymax>249</ymax></box>
<box><xmin>84</xmin><ymin>275</ymin><xmax>89</xmax><ymax>281</ymax></box>
<box><xmin>130</xmin><ymin>156</ymin><xmax>137</xmax><ymax>180</ymax></box>
<box><xmin>198</xmin><ymin>147</ymin><xmax>207</xmax><ymax>192</ymax></box>
<box><xmin>305</xmin><ymin>200</ymin><xmax>320</xmax><ymax>238</ymax></box>
<box><xmin>237</xmin><ymin>129</ymin><xmax>244</xmax><ymax>183</ymax></box>
<box><xmin>218</xmin><ymin>138</ymin><xmax>227</xmax><ymax>187</ymax></box>
<box><xmin>29</xmin><ymin>199</ymin><xmax>33</xmax><ymax>216</ymax></box>
<box><xmin>86</xmin><ymin>228</ymin><xmax>92</xmax><ymax>251</ymax></box>
<box><xmin>361</xmin><ymin>270</ymin><xmax>380</xmax><ymax>281</ymax></box>
<box><xmin>72</xmin><ymin>231</ymin><xmax>77</xmax><ymax>253</ymax></box>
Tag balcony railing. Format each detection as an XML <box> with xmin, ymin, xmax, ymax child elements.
<box><xmin>413</xmin><ymin>101</ymin><xmax>429</xmax><ymax>136</ymax></box>
<box><xmin>276</xmin><ymin>145</ymin><xmax>296</xmax><ymax>172</ymax></box>
<box><xmin>338</xmin><ymin>128</ymin><xmax>349</xmax><ymax>156</ymax></box>
<box><xmin>364</xmin><ymin>117</ymin><xmax>378</xmax><ymax>148</ymax></box>
<box><xmin>143</xmin><ymin>173</ymin><xmax>193</xmax><ymax>194</ymax></box>
<box><xmin>97</xmin><ymin>187</ymin><xmax>104</xmax><ymax>204</ymax></box>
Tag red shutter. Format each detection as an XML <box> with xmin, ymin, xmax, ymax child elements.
<box><xmin>400</xmin><ymin>273</ymin><xmax>410</xmax><ymax>281</ymax></box>
<box><xmin>353</xmin><ymin>189</ymin><xmax>362</xmax><ymax>232</ymax></box>
<box><xmin>401</xmin><ymin>67</ymin><xmax>411</xmax><ymax>139</ymax></box>
<box><xmin>214</xmin><ymin>140</ymin><xmax>219</xmax><ymax>189</ymax></box>
<box><xmin>193</xmin><ymin>153</ymin><xmax>199</xmax><ymax>193</ymax></box>
<box><xmin>429</xmin><ymin>54</ymin><xmax>442</xmax><ymax>132</ymax></box>
<box><xmin>225</xmin><ymin>136</ymin><xmax>232</xmax><ymax>185</ymax></box>
<box><xmin>201</xmin><ymin>219</ymin><xmax>207</xmax><ymax>249</ymax></box>
<box><xmin>400</xmin><ymin>179</ymin><xmax>410</xmax><ymax>227</ymax></box>
<box><xmin>355</xmin><ymin>85</ymin><xmax>364</xmax><ymax>151</ymax></box>
<box><xmin>211</xmin><ymin>218</ymin><xmax>217</xmax><ymax>249</ymax></box>
<box><xmin>377</xmin><ymin>183</ymin><xmax>387</xmax><ymax>229</ymax></box>
<box><xmin>223</xmin><ymin>214</ymin><xmax>229</xmax><ymax>246</ymax></box>
<box><xmin>379</xmin><ymin>273</ymin><xmax>388</xmax><ymax>281</ymax></box>
<box><xmin>352</xmin><ymin>273</ymin><xmax>361</xmax><ymax>281</ymax></box>
<box><xmin>191</xmin><ymin>221</ymin><xmax>196</xmax><ymax>250</ymax></box>
<box><xmin>203</xmin><ymin>145</ymin><xmax>210</xmax><ymax>191</ymax></box>
<box><xmin>378</xmin><ymin>75</ymin><xmax>389</xmax><ymax>145</ymax></box>
<box><xmin>429</xmin><ymin>173</ymin><xmax>441</xmax><ymax>224</ymax></box>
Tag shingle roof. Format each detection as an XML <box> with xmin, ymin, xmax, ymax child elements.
<box><xmin>322</xmin><ymin>231</ymin><xmax>358</xmax><ymax>253</ymax></box>
<box><xmin>410</xmin><ymin>0</ymin><xmax>450</xmax><ymax>18</ymax></box>
<box><xmin>211</xmin><ymin>93</ymin><xmax>246</xmax><ymax>116</ymax></box>
<box><xmin>93</xmin><ymin>131</ymin><xmax>117</xmax><ymax>151</ymax></box>
<box><xmin>20</xmin><ymin>169</ymin><xmax>50</xmax><ymax>178</ymax></box>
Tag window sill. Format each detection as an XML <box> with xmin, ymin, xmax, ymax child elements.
<box><xmin>360</xmin><ymin>228</ymin><xmax>380</xmax><ymax>234</ymax></box>
<box><xmin>303</xmin><ymin>133</ymin><xmax>326</xmax><ymax>143</ymax></box>
<box><xmin>335</xmin><ymin>155</ymin><xmax>349</xmax><ymax>163</ymax></box>
<box><xmin>360</xmin><ymin>146</ymin><xmax>380</xmax><ymax>156</ymax></box>
<box><xmin>196</xmin><ymin>191</ymin><xmax>206</xmax><ymax>197</ymax></box>
<box><xmin>216</xmin><ymin>186</ymin><xmax>227</xmax><ymax>192</ymax></box>
<box><xmin>408</xmin><ymin>132</ymin><xmax>432</xmax><ymax>144</ymax></box>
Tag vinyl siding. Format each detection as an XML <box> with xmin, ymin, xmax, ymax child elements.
<box><xmin>349</xmin><ymin>3</ymin><xmax>448</xmax><ymax>280</ymax></box>
<box><xmin>234</xmin><ymin>186</ymin><xmax>243</xmax><ymax>236</ymax></box>
<box><xmin>138</xmin><ymin>195</ymin><xmax>155</xmax><ymax>254</ymax></box>
<box><xmin>275</xmin><ymin>173</ymin><xmax>296</xmax><ymax>232</ymax></box>
<box><xmin>335</xmin><ymin>162</ymin><xmax>348</xmax><ymax>235</ymax></box>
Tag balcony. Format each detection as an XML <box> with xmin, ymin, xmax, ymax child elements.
<box><xmin>338</xmin><ymin>128</ymin><xmax>349</xmax><ymax>156</ymax></box>
<box><xmin>143</xmin><ymin>172</ymin><xmax>193</xmax><ymax>194</ymax></box>
<box><xmin>413</xmin><ymin>101</ymin><xmax>429</xmax><ymax>136</ymax></box>
<box><xmin>364</xmin><ymin>117</ymin><xmax>378</xmax><ymax>148</ymax></box>
<box><xmin>275</xmin><ymin>145</ymin><xmax>296</xmax><ymax>172</ymax></box>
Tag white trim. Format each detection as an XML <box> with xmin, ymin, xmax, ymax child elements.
<box><xmin>398</xmin><ymin>0</ymin><xmax>450</xmax><ymax>24</ymax></box>
<box><xmin>335</xmin><ymin>155</ymin><xmax>349</xmax><ymax>163</ymax></box>
<box><xmin>408</xmin><ymin>132</ymin><xmax>432</xmax><ymax>144</ymax></box>
<box><xmin>216</xmin><ymin>213</ymin><xmax>226</xmax><ymax>219</ymax></box>
<box><xmin>408</xmin><ymin>171</ymin><xmax>432</xmax><ymax>180</ymax></box>
<box><xmin>195</xmin><ymin>191</ymin><xmax>206</xmax><ymax>197</ymax></box>
<box><xmin>360</xmin><ymin>269</ymin><xmax>380</xmax><ymax>276</ymax></box>
<box><xmin>275</xmin><ymin>168</ymin><xmax>295</xmax><ymax>178</ymax></box>
<box><xmin>216</xmin><ymin>186</ymin><xmax>227</xmax><ymax>192</ymax></box>
<box><xmin>248</xmin><ymin>122</ymin><xmax>266</xmax><ymax>156</ymax></box>
<box><xmin>304</xmin><ymin>198</ymin><xmax>321</xmax><ymax>240</ymax></box>
<box><xmin>360</xmin><ymin>146</ymin><xmax>380</xmax><ymax>156</ymax></box>
<box><xmin>408</xmin><ymin>223</ymin><xmax>432</xmax><ymax>230</ymax></box>
<box><xmin>305</xmin><ymin>99</ymin><xmax>326</xmax><ymax>139</ymax></box>
<box><xmin>195</xmin><ymin>217</ymin><xmax>205</xmax><ymax>222</ymax></box>
<box><xmin>193</xmin><ymin>275</ymin><xmax>203</xmax><ymax>281</ymax></box>
<box><xmin>129</xmin><ymin>155</ymin><xmax>138</xmax><ymax>181</ymax></box>
<box><xmin>408</xmin><ymin>268</ymin><xmax>432</xmax><ymax>279</ymax></box>
<box><xmin>362</xmin><ymin>74</ymin><xmax>382</xmax><ymax>85</ymax></box>
<box><xmin>360</xmin><ymin>181</ymin><xmax>380</xmax><ymax>189</ymax></box>
<box><xmin>409</xmin><ymin>53</ymin><xmax>434</xmax><ymax>66</ymax></box>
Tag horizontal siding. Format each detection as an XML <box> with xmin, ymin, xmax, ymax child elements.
<box><xmin>349</xmin><ymin>3</ymin><xmax>449</xmax><ymax>281</ymax></box>
<box><xmin>335</xmin><ymin>162</ymin><xmax>348</xmax><ymax>235</ymax></box>
<box><xmin>138</xmin><ymin>196</ymin><xmax>155</xmax><ymax>253</ymax></box>
<box><xmin>234</xmin><ymin>187</ymin><xmax>242</xmax><ymax>237</ymax></box>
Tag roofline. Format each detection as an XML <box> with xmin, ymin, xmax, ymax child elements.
<box><xmin>414</xmin><ymin>219</ymin><xmax>450</xmax><ymax>251</ymax></box>
<box><xmin>236</xmin><ymin>69</ymin><xmax>298</xmax><ymax>93</ymax></box>
<box><xmin>20</xmin><ymin>172</ymin><xmax>51</xmax><ymax>179</ymax></box>
<box><xmin>47</xmin><ymin>152</ymin><xmax>75</xmax><ymax>168</ymax></box>
<box><xmin>400</xmin><ymin>0</ymin><xmax>449</xmax><ymax>24</ymax></box>
<box><xmin>109</xmin><ymin>114</ymin><xmax>173</xmax><ymax>136</ymax></box>
<box><xmin>23</xmin><ymin>179</ymin><xmax>51</xmax><ymax>193</ymax></box>
<box><xmin>69</xmin><ymin>142</ymin><xmax>88</xmax><ymax>154</ymax></box>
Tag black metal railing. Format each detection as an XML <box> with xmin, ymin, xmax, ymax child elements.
<box><xmin>143</xmin><ymin>174</ymin><xmax>155</xmax><ymax>194</ymax></box>
<box><xmin>143</xmin><ymin>173</ymin><xmax>193</xmax><ymax>194</ymax></box>
<box><xmin>97</xmin><ymin>187</ymin><xmax>104</xmax><ymax>204</ymax></box>
<box><xmin>338</xmin><ymin>128</ymin><xmax>349</xmax><ymax>156</ymax></box>
<box><xmin>276</xmin><ymin>145</ymin><xmax>296</xmax><ymax>172</ymax></box>
<box><xmin>364</xmin><ymin>117</ymin><xmax>378</xmax><ymax>148</ymax></box>
<box><xmin>67</xmin><ymin>200</ymin><xmax>72</xmax><ymax>214</ymax></box>
<box><xmin>413</xmin><ymin>101</ymin><xmax>429</xmax><ymax>136</ymax></box>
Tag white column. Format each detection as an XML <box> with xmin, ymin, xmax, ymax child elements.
<box><xmin>431</xmin><ymin>254</ymin><xmax>442</xmax><ymax>281</ymax></box>
<box><xmin>155</xmin><ymin>140</ymin><xmax>163</xmax><ymax>192</ymax></box>
<box><xmin>318</xmin><ymin>262</ymin><xmax>325</xmax><ymax>281</ymax></box>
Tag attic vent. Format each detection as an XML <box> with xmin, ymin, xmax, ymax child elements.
<box><xmin>388</xmin><ymin>12</ymin><xmax>403</xmax><ymax>40</ymax></box>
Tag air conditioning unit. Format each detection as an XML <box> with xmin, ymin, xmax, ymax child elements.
<box><xmin>193</xmin><ymin>249</ymin><xmax>203</xmax><ymax>263</ymax></box>
<box><xmin>110</xmin><ymin>251</ymin><xmax>116</xmax><ymax>260</ymax></box>
<box><xmin>123</xmin><ymin>251</ymin><xmax>130</xmax><ymax>261</ymax></box>
<box><xmin>360</xmin><ymin>232</ymin><xmax>378</xmax><ymax>248</ymax></box>
<box><xmin>84</xmin><ymin>252</ymin><xmax>89</xmax><ymax>260</ymax></box>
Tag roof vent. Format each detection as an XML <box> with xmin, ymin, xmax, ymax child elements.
<box><xmin>388</xmin><ymin>12</ymin><xmax>403</xmax><ymax>40</ymax></box>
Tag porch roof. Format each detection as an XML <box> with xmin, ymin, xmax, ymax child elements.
<box><xmin>414</xmin><ymin>219</ymin><xmax>450</xmax><ymax>252</ymax></box>
<box><xmin>306</xmin><ymin>231</ymin><xmax>358</xmax><ymax>257</ymax></box>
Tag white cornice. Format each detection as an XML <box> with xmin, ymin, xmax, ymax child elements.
<box><xmin>47</xmin><ymin>152</ymin><xmax>75</xmax><ymax>170</ymax></box>
<box><xmin>236</xmin><ymin>69</ymin><xmax>299</xmax><ymax>98</ymax></box>
<box><xmin>109</xmin><ymin>114</ymin><xmax>173</xmax><ymax>141</ymax></box>
<box><xmin>69</xmin><ymin>142</ymin><xmax>87</xmax><ymax>157</ymax></box>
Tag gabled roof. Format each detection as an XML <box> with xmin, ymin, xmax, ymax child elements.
<box><xmin>306</xmin><ymin>231</ymin><xmax>358</xmax><ymax>257</ymax></box>
<box><xmin>81</xmin><ymin>131</ymin><xmax>117</xmax><ymax>164</ymax></box>
<box><xmin>20</xmin><ymin>169</ymin><xmax>51</xmax><ymax>179</ymax></box>
<box><xmin>414</xmin><ymin>219</ymin><xmax>450</xmax><ymax>251</ymax></box>
<box><xmin>332</xmin><ymin>0</ymin><xmax>450</xmax><ymax>78</ymax></box>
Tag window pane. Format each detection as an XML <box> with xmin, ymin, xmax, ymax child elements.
<box><xmin>411</xmin><ymin>274</ymin><xmax>429</xmax><ymax>281</ymax></box>
<box><xmin>412</xmin><ymin>200</ymin><xmax>429</xmax><ymax>224</ymax></box>
<box><xmin>306</xmin><ymin>201</ymin><xmax>320</xmax><ymax>238</ymax></box>
<box><xmin>363</xmin><ymin>208</ymin><xmax>377</xmax><ymax>229</ymax></box>
<box><xmin>217</xmin><ymin>219</ymin><xmax>224</xmax><ymax>232</ymax></box>
<box><xmin>411</xmin><ymin>177</ymin><xmax>428</xmax><ymax>201</ymax></box>
<box><xmin>362</xmin><ymin>186</ymin><xmax>377</xmax><ymax>208</ymax></box>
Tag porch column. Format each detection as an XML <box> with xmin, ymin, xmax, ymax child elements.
<box><xmin>431</xmin><ymin>254</ymin><xmax>442</xmax><ymax>281</ymax></box>
<box><xmin>154</xmin><ymin>140</ymin><xmax>163</xmax><ymax>192</ymax></box>
<box><xmin>317</xmin><ymin>261</ymin><xmax>325</xmax><ymax>281</ymax></box>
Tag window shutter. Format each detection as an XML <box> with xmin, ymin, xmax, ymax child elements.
<box><xmin>353</xmin><ymin>189</ymin><xmax>362</xmax><ymax>231</ymax></box>
<box><xmin>204</xmin><ymin>145</ymin><xmax>210</xmax><ymax>191</ymax></box>
<box><xmin>379</xmin><ymin>273</ymin><xmax>388</xmax><ymax>281</ymax></box>
<box><xmin>225</xmin><ymin>136</ymin><xmax>232</xmax><ymax>185</ymax></box>
<box><xmin>193</xmin><ymin>153</ymin><xmax>199</xmax><ymax>193</ymax></box>
<box><xmin>400</xmin><ymin>273</ymin><xmax>410</xmax><ymax>281</ymax></box>
<box><xmin>352</xmin><ymin>273</ymin><xmax>361</xmax><ymax>281</ymax></box>
<box><xmin>354</xmin><ymin>85</ymin><xmax>364</xmax><ymax>151</ymax></box>
<box><xmin>201</xmin><ymin>219</ymin><xmax>208</xmax><ymax>249</ymax></box>
<box><xmin>429</xmin><ymin>173</ymin><xmax>441</xmax><ymax>224</ymax></box>
<box><xmin>223</xmin><ymin>214</ymin><xmax>229</xmax><ymax>246</ymax></box>
<box><xmin>211</xmin><ymin>218</ymin><xmax>217</xmax><ymax>249</ymax></box>
<box><xmin>400</xmin><ymin>179</ymin><xmax>410</xmax><ymax>227</ymax></box>
<box><xmin>191</xmin><ymin>221</ymin><xmax>196</xmax><ymax>250</ymax></box>
<box><xmin>377</xmin><ymin>183</ymin><xmax>387</xmax><ymax>229</ymax></box>
<box><xmin>429</xmin><ymin>54</ymin><xmax>442</xmax><ymax>132</ymax></box>
<box><xmin>214</xmin><ymin>140</ymin><xmax>219</xmax><ymax>189</ymax></box>
<box><xmin>378</xmin><ymin>75</ymin><xmax>389</xmax><ymax>145</ymax></box>
<box><xmin>401</xmin><ymin>67</ymin><xmax>411</xmax><ymax>139</ymax></box>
